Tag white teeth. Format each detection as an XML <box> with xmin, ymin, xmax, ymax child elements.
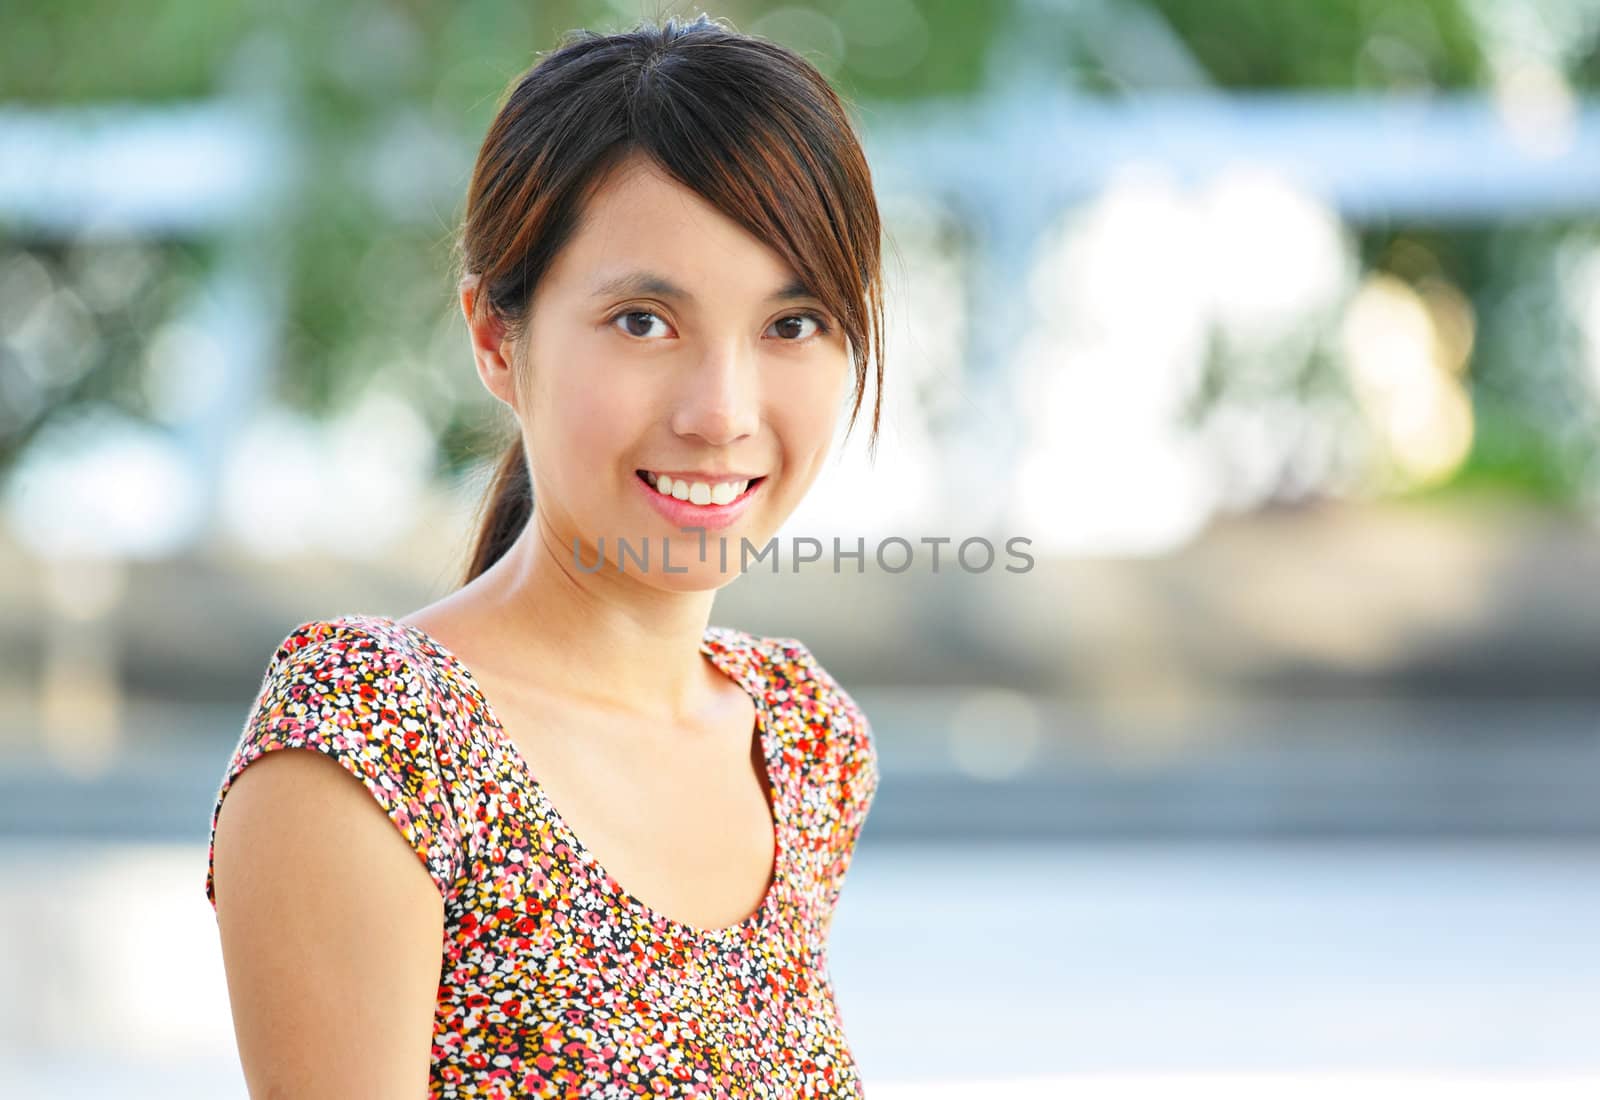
<box><xmin>645</xmin><ymin>472</ymin><xmax>751</xmax><ymax>505</ymax></box>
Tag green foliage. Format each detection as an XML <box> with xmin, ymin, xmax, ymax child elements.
<box><xmin>1</xmin><ymin>0</ymin><xmax>254</xmax><ymax>103</ymax></box>
<box><xmin>1149</xmin><ymin>0</ymin><xmax>1488</xmax><ymax>90</ymax></box>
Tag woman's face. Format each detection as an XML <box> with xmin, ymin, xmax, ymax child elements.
<box><xmin>473</xmin><ymin>152</ymin><xmax>854</xmax><ymax>589</ymax></box>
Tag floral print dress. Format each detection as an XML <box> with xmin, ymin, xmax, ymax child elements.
<box><xmin>204</xmin><ymin>613</ymin><xmax>879</xmax><ymax>1098</ymax></box>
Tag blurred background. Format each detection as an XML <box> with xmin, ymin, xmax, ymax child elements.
<box><xmin>3</xmin><ymin>0</ymin><xmax>1600</xmax><ymax>1095</ymax></box>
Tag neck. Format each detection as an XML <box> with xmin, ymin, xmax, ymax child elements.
<box><xmin>463</xmin><ymin>512</ymin><xmax>724</xmax><ymax>723</ymax></box>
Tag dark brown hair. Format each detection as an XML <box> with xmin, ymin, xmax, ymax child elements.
<box><xmin>455</xmin><ymin>13</ymin><xmax>886</xmax><ymax>585</ymax></box>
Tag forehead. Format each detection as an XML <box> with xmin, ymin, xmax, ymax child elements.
<box><xmin>549</xmin><ymin>153</ymin><xmax>799</xmax><ymax>297</ymax></box>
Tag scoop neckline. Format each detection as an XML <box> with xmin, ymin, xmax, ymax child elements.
<box><xmin>344</xmin><ymin>612</ymin><xmax>788</xmax><ymax>943</ymax></box>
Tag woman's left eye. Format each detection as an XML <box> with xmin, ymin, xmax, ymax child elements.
<box><xmin>768</xmin><ymin>311</ymin><xmax>830</xmax><ymax>342</ymax></box>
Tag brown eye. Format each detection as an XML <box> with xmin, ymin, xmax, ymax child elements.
<box><xmin>611</xmin><ymin>310</ymin><xmax>671</xmax><ymax>339</ymax></box>
<box><xmin>768</xmin><ymin>312</ymin><xmax>828</xmax><ymax>341</ymax></box>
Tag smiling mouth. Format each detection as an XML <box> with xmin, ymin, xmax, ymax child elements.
<box><xmin>635</xmin><ymin>470</ymin><xmax>766</xmax><ymax>505</ymax></box>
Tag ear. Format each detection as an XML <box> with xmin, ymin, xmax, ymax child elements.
<box><xmin>459</xmin><ymin>274</ymin><xmax>518</xmax><ymax>410</ymax></box>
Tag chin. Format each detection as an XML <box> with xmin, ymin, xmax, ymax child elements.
<box><xmin>570</xmin><ymin>514</ymin><xmax>786</xmax><ymax>587</ymax></box>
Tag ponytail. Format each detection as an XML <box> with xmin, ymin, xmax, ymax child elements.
<box><xmin>462</xmin><ymin>436</ymin><xmax>532</xmax><ymax>584</ymax></box>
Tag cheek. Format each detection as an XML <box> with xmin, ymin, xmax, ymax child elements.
<box><xmin>528</xmin><ymin>358</ymin><xmax>640</xmax><ymax>484</ymax></box>
<box><xmin>764</xmin><ymin>360</ymin><xmax>851</xmax><ymax>505</ymax></box>
<box><xmin>777</xmin><ymin>356</ymin><xmax>852</xmax><ymax>444</ymax></box>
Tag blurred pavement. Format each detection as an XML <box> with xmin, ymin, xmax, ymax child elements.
<box><xmin>2</xmin><ymin>838</ymin><xmax>1596</xmax><ymax>1096</ymax></box>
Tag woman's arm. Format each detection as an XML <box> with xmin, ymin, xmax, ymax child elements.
<box><xmin>211</xmin><ymin>746</ymin><xmax>446</xmax><ymax>1098</ymax></box>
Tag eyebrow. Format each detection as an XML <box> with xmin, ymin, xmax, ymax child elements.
<box><xmin>589</xmin><ymin>270</ymin><xmax>816</xmax><ymax>304</ymax></box>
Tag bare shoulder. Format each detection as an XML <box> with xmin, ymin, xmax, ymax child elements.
<box><xmin>210</xmin><ymin>647</ymin><xmax>449</xmax><ymax>1096</ymax></box>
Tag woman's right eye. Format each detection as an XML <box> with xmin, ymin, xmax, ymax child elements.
<box><xmin>610</xmin><ymin>310</ymin><xmax>673</xmax><ymax>339</ymax></box>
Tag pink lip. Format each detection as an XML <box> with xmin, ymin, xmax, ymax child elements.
<box><xmin>634</xmin><ymin>471</ymin><xmax>765</xmax><ymax>531</ymax></box>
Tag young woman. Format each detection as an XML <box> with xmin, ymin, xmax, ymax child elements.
<box><xmin>205</xmin><ymin>14</ymin><xmax>885</xmax><ymax>1099</ymax></box>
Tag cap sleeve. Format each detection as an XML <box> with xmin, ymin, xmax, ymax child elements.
<box><xmin>204</xmin><ymin>618</ymin><xmax>468</xmax><ymax>911</ymax></box>
<box><xmin>767</xmin><ymin>636</ymin><xmax>881</xmax><ymax>925</ymax></box>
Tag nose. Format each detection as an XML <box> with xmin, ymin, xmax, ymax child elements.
<box><xmin>669</xmin><ymin>338</ymin><xmax>760</xmax><ymax>446</ymax></box>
